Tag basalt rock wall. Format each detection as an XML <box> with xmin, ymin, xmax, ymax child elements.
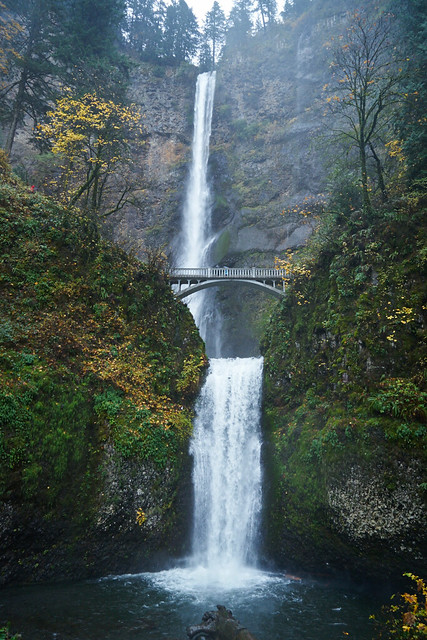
<box><xmin>108</xmin><ymin>18</ymin><xmax>339</xmax><ymax>268</ymax></box>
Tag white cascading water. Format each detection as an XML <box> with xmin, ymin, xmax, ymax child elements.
<box><xmin>191</xmin><ymin>357</ymin><xmax>263</xmax><ymax>573</ymax></box>
<box><xmin>177</xmin><ymin>71</ymin><xmax>219</xmax><ymax>346</ymax></box>
<box><xmin>176</xmin><ymin>72</ymin><xmax>263</xmax><ymax>587</ymax></box>
<box><xmin>179</xmin><ymin>72</ymin><xmax>215</xmax><ymax>271</ymax></box>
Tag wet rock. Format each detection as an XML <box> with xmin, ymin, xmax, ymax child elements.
<box><xmin>187</xmin><ymin>605</ymin><xmax>258</xmax><ymax>640</ymax></box>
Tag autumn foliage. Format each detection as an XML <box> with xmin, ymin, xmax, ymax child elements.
<box><xmin>37</xmin><ymin>91</ymin><xmax>146</xmax><ymax>214</ymax></box>
<box><xmin>372</xmin><ymin>574</ymin><xmax>427</xmax><ymax>638</ymax></box>
<box><xmin>0</xmin><ymin>172</ymin><xmax>206</xmax><ymax>514</ymax></box>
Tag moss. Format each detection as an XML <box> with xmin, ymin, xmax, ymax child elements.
<box><xmin>261</xmin><ymin>187</ymin><xmax>427</xmax><ymax>579</ymax></box>
<box><xmin>212</xmin><ymin>228</ymin><xmax>231</xmax><ymax>264</ymax></box>
<box><xmin>0</xmin><ymin>175</ymin><xmax>206</xmax><ymax>583</ymax></box>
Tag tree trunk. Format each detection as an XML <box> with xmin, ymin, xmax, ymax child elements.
<box><xmin>259</xmin><ymin>2</ymin><xmax>266</xmax><ymax>30</ymax></box>
<box><xmin>4</xmin><ymin>70</ymin><xmax>28</xmax><ymax>156</ymax></box>
<box><xmin>369</xmin><ymin>142</ymin><xmax>387</xmax><ymax>203</ymax></box>
<box><xmin>359</xmin><ymin>141</ymin><xmax>371</xmax><ymax>213</ymax></box>
<box><xmin>4</xmin><ymin>5</ymin><xmax>42</xmax><ymax>155</ymax></box>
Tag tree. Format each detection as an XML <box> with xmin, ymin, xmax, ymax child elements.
<box><xmin>57</xmin><ymin>0</ymin><xmax>125</xmax><ymax>60</ymax></box>
<box><xmin>37</xmin><ymin>92</ymin><xmax>146</xmax><ymax>216</ymax></box>
<box><xmin>203</xmin><ymin>1</ymin><xmax>226</xmax><ymax>68</ymax></box>
<box><xmin>198</xmin><ymin>38</ymin><xmax>212</xmax><ymax>72</ymax></box>
<box><xmin>254</xmin><ymin>0</ymin><xmax>276</xmax><ymax>31</ymax></box>
<box><xmin>122</xmin><ymin>0</ymin><xmax>165</xmax><ymax>61</ymax></box>
<box><xmin>325</xmin><ymin>10</ymin><xmax>402</xmax><ymax>211</ymax></box>
<box><xmin>1</xmin><ymin>0</ymin><xmax>128</xmax><ymax>155</ymax></box>
<box><xmin>0</xmin><ymin>1</ymin><xmax>23</xmax><ymax>76</ymax></box>
<box><xmin>390</xmin><ymin>0</ymin><xmax>427</xmax><ymax>179</ymax></box>
<box><xmin>52</xmin><ymin>0</ymin><xmax>129</xmax><ymax>100</ymax></box>
<box><xmin>0</xmin><ymin>0</ymin><xmax>60</xmax><ymax>154</ymax></box>
<box><xmin>226</xmin><ymin>0</ymin><xmax>253</xmax><ymax>46</ymax></box>
<box><xmin>163</xmin><ymin>0</ymin><xmax>199</xmax><ymax>63</ymax></box>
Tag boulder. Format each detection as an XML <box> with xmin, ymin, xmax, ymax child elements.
<box><xmin>187</xmin><ymin>605</ymin><xmax>258</xmax><ymax>640</ymax></box>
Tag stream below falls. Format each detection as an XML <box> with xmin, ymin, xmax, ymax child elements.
<box><xmin>1</xmin><ymin>569</ymin><xmax>379</xmax><ymax>639</ymax></box>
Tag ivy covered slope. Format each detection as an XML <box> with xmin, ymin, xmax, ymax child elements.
<box><xmin>261</xmin><ymin>184</ymin><xmax>427</xmax><ymax>581</ymax></box>
<box><xmin>0</xmin><ymin>164</ymin><xmax>206</xmax><ymax>586</ymax></box>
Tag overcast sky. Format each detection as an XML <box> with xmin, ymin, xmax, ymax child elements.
<box><xmin>186</xmin><ymin>0</ymin><xmax>235</xmax><ymax>25</ymax></box>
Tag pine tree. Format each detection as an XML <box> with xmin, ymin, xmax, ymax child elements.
<box><xmin>58</xmin><ymin>0</ymin><xmax>125</xmax><ymax>59</ymax></box>
<box><xmin>226</xmin><ymin>0</ymin><xmax>253</xmax><ymax>46</ymax></box>
<box><xmin>54</xmin><ymin>0</ymin><xmax>129</xmax><ymax>100</ymax></box>
<box><xmin>163</xmin><ymin>0</ymin><xmax>199</xmax><ymax>63</ymax></box>
<box><xmin>0</xmin><ymin>0</ymin><xmax>61</xmax><ymax>154</ymax></box>
<box><xmin>255</xmin><ymin>0</ymin><xmax>276</xmax><ymax>31</ymax></box>
<box><xmin>390</xmin><ymin>0</ymin><xmax>427</xmax><ymax>178</ymax></box>
<box><xmin>198</xmin><ymin>38</ymin><xmax>212</xmax><ymax>72</ymax></box>
<box><xmin>203</xmin><ymin>1</ymin><xmax>226</xmax><ymax>68</ymax></box>
<box><xmin>124</xmin><ymin>0</ymin><xmax>165</xmax><ymax>61</ymax></box>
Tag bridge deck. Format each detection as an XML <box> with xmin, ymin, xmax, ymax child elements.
<box><xmin>168</xmin><ymin>267</ymin><xmax>289</xmax><ymax>299</ymax></box>
<box><xmin>169</xmin><ymin>267</ymin><xmax>288</xmax><ymax>281</ymax></box>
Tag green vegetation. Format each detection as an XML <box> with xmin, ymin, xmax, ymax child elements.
<box><xmin>0</xmin><ymin>625</ymin><xmax>20</xmax><ymax>640</ymax></box>
<box><xmin>259</xmin><ymin>0</ymin><xmax>426</xmax><ymax>580</ymax></box>
<box><xmin>262</xmin><ymin>178</ymin><xmax>426</xmax><ymax>578</ymax></box>
<box><xmin>0</xmin><ymin>162</ymin><xmax>206</xmax><ymax>579</ymax></box>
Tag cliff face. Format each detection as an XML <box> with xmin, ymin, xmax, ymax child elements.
<box><xmin>209</xmin><ymin>24</ymin><xmax>326</xmax><ymax>265</ymax></box>
<box><xmin>108</xmin><ymin>19</ymin><xmax>335</xmax><ymax>267</ymax></box>
<box><xmin>106</xmin><ymin>63</ymin><xmax>198</xmax><ymax>255</ymax></box>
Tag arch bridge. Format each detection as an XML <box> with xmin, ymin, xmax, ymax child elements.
<box><xmin>168</xmin><ymin>267</ymin><xmax>288</xmax><ymax>299</ymax></box>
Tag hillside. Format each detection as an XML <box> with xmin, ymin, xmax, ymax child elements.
<box><xmin>0</xmin><ymin>159</ymin><xmax>206</xmax><ymax>585</ymax></box>
<box><xmin>261</xmin><ymin>182</ymin><xmax>427</xmax><ymax>581</ymax></box>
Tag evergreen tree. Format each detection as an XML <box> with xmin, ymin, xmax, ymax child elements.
<box><xmin>203</xmin><ymin>1</ymin><xmax>226</xmax><ymax>68</ymax></box>
<box><xmin>163</xmin><ymin>0</ymin><xmax>199</xmax><ymax>62</ymax></box>
<box><xmin>198</xmin><ymin>38</ymin><xmax>212</xmax><ymax>71</ymax></box>
<box><xmin>0</xmin><ymin>0</ymin><xmax>61</xmax><ymax>154</ymax></box>
<box><xmin>255</xmin><ymin>0</ymin><xmax>276</xmax><ymax>30</ymax></box>
<box><xmin>58</xmin><ymin>0</ymin><xmax>125</xmax><ymax>60</ymax></box>
<box><xmin>54</xmin><ymin>0</ymin><xmax>129</xmax><ymax>100</ymax></box>
<box><xmin>123</xmin><ymin>0</ymin><xmax>165</xmax><ymax>61</ymax></box>
<box><xmin>0</xmin><ymin>1</ymin><xmax>22</xmax><ymax>78</ymax></box>
<box><xmin>226</xmin><ymin>0</ymin><xmax>253</xmax><ymax>45</ymax></box>
<box><xmin>390</xmin><ymin>0</ymin><xmax>427</xmax><ymax>178</ymax></box>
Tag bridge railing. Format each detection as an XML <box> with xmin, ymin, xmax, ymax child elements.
<box><xmin>168</xmin><ymin>267</ymin><xmax>289</xmax><ymax>280</ymax></box>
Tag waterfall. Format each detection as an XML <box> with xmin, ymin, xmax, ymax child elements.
<box><xmin>179</xmin><ymin>71</ymin><xmax>216</xmax><ymax>270</ymax></box>
<box><xmin>176</xmin><ymin>72</ymin><xmax>263</xmax><ymax>584</ymax></box>
<box><xmin>178</xmin><ymin>71</ymin><xmax>220</xmax><ymax>348</ymax></box>
<box><xmin>191</xmin><ymin>358</ymin><xmax>263</xmax><ymax>572</ymax></box>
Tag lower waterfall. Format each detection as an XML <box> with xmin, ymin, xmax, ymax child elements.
<box><xmin>191</xmin><ymin>357</ymin><xmax>263</xmax><ymax>572</ymax></box>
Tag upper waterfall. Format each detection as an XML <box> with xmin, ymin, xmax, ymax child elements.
<box><xmin>177</xmin><ymin>71</ymin><xmax>220</xmax><ymax>351</ymax></box>
<box><xmin>179</xmin><ymin>71</ymin><xmax>216</xmax><ymax>269</ymax></box>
